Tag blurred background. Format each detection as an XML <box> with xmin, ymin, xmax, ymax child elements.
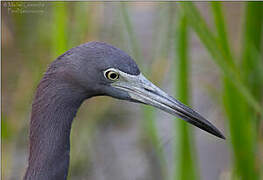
<box><xmin>2</xmin><ymin>2</ymin><xmax>263</xmax><ymax>180</ymax></box>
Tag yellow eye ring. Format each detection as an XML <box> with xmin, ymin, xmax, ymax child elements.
<box><xmin>105</xmin><ymin>70</ymin><xmax>119</xmax><ymax>81</ymax></box>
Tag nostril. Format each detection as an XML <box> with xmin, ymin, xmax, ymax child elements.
<box><xmin>143</xmin><ymin>87</ymin><xmax>156</xmax><ymax>93</ymax></box>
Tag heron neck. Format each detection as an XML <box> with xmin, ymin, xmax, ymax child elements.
<box><xmin>24</xmin><ymin>79</ymin><xmax>86</xmax><ymax>180</ymax></box>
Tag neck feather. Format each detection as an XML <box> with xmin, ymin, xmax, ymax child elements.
<box><xmin>24</xmin><ymin>77</ymin><xmax>86</xmax><ymax>180</ymax></box>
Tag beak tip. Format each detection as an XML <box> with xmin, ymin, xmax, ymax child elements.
<box><xmin>218</xmin><ymin>133</ymin><xmax>226</xmax><ymax>140</ymax></box>
<box><xmin>213</xmin><ymin>129</ymin><xmax>226</xmax><ymax>140</ymax></box>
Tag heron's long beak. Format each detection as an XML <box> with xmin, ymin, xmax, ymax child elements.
<box><xmin>112</xmin><ymin>72</ymin><xmax>225</xmax><ymax>139</ymax></box>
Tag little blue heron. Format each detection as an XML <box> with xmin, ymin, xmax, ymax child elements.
<box><xmin>24</xmin><ymin>41</ymin><xmax>224</xmax><ymax>180</ymax></box>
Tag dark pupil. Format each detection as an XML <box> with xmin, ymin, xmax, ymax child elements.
<box><xmin>109</xmin><ymin>73</ymin><xmax>117</xmax><ymax>79</ymax></box>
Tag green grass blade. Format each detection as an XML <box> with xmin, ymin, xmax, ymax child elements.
<box><xmin>52</xmin><ymin>2</ymin><xmax>68</xmax><ymax>58</ymax></box>
<box><xmin>211</xmin><ymin>2</ymin><xmax>233</xmax><ymax>63</ymax></box>
<box><xmin>174</xmin><ymin>11</ymin><xmax>199</xmax><ymax>180</ymax></box>
<box><xmin>223</xmin><ymin>79</ymin><xmax>258</xmax><ymax>179</ymax></box>
<box><xmin>211</xmin><ymin>2</ymin><xmax>259</xmax><ymax>179</ymax></box>
<box><xmin>241</xmin><ymin>2</ymin><xmax>263</xmax><ymax>100</ymax></box>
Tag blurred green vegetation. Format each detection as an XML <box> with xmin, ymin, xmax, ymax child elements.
<box><xmin>2</xmin><ymin>2</ymin><xmax>262</xmax><ymax>180</ymax></box>
<box><xmin>174</xmin><ymin>9</ymin><xmax>199</xmax><ymax>180</ymax></box>
<box><xmin>178</xmin><ymin>2</ymin><xmax>263</xmax><ymax>179</ymax></box>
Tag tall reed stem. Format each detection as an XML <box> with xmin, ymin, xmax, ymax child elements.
<box><xmin>174</xmin><ymin>11</ymin><xmax>199</xmax><ymax>180</ymax></box>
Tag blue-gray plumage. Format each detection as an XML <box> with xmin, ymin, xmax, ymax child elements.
<box><xmin>24</xmin><ymin>41</ymin><xmax>224</xmax><ymax>180</ymax></box>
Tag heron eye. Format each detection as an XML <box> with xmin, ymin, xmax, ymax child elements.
<box><xmin>105</xmin><ymin>70</ymin><xmax>119</xmax><ymax>81</ymax></box>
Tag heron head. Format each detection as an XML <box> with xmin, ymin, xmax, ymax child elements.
<box><xmin>51</xmin><ymin>41</ymin><xmax>225</xmax><ymax>139</ymax></box>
